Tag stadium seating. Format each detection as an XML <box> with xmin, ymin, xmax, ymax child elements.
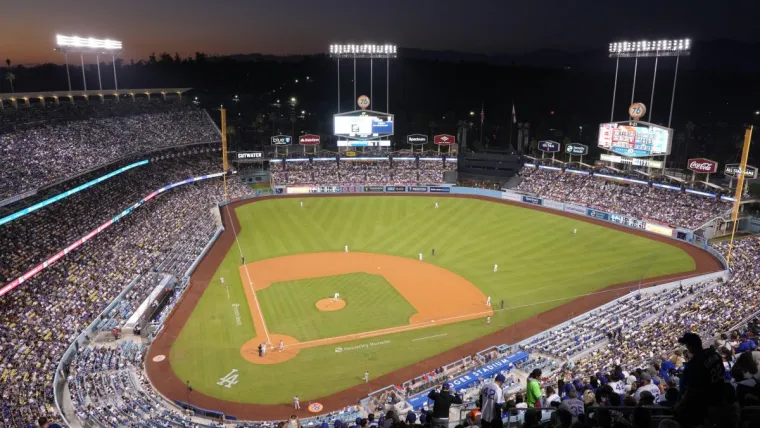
<box><xmin>269</xmin><ymin>159</ymin><xmax>456</xmax><ymax>186</ymax></box>
<box><xmin>0</xmin><ymin>100</ymin><xmax>219</xmax><ymax>201</ymax></box>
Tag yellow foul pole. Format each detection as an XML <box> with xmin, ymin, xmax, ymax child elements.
<box><xmin>726</xmin><ymin>125</ymin><xmax>752</xmax><ymax>266</ymax></box>
<box><xmin>221</xmin><ymin>108</ymin><xmax>229</xmax><ymax>201</ymax></box>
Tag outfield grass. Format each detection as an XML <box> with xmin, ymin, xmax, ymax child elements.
<box><xmin>258</xmin><ymin>273</ymin><xmax>417</xmax><ymax>342</ymax></box>
<box><xmin>170</xmin><ymin>196</ymin><xmax>696</xmax><ymax>404</ymax></box>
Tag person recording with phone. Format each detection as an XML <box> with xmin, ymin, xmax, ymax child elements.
<box><xmin>427</xmin><ymin>382</ymin><xmax>463</xmax><ymax>427</ymax></box>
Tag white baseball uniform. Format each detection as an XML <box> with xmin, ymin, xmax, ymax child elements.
<box><xmin>494</xmin><ymin>264</ymin><xmax>498</xmax><ymax>272</ymax></box>
<box><xmin>486</xmin><ymin>296</ymin><xmax>491</xmax><ymax>306</ymax></box>
<box><xmin>419</xmin><ymin>253</ymin><xmax>423</xmax><ymax>261</ymax></box>
<box><xmin>334</xmin><ymin>292</ymin><xmax>340</xmax><ymax>300</ymax></box>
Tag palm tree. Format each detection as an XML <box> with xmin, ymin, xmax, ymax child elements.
<box><xmin>4</xmin><ymin>58</ymin><xmax>9</xmax><ymax>68</ymax></box>
<box><xmin>4</xmin><ymin>72</ymin><xmax>15</xmax><ymax>93</ymax></box>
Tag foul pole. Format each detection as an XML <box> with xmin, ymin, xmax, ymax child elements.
<box><xmin>221</xmin><ymin>108</ymin><xmax>229</xmax><ymax>201</ymax></box>
<box><xmin>726</xmin><ymin>126</ymin><xmax>752</xmax><ymax>266</ymax></box>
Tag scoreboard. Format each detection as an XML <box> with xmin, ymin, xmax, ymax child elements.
<box><xmin>598</xmin><ymin>122</ymin><xmax>672</xmax><ymax>157</ymax></box>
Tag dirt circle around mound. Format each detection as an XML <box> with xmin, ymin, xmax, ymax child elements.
<box><xmin>240</xmin><ymin>334</ymin><xmax>301</xmax><ymax>365</ymax></box>
<box><xmin>316</xmin><ymin>298</ymin><xmax>346</xmax><ymax>311</ymax></box>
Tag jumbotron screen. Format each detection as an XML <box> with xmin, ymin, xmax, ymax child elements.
<box><xmin>334</xmin><ymin>113</ymin><xmax>394</xmax><ymax>138</ymax></box>
<box><xmin>598</xmin><ymin>122</ymin><xmax>672</xmax><ymax>157</ymax></box>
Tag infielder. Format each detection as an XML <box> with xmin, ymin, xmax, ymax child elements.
<box><xmin>345</xmin><ymin>245</ymin><xmax>348</xmax><ymax>252</ymax></box>
<box><xmin>419</xmin><ymin>253</ymin><xmax>423</xmax><ymax>261</ymax></box>
<box><xmin>486</xmin><ymin>316</ymin><xmax>491</xmax><ymax>325</ymax></box>
<box><xmin>279</xmin><ymin>340</ymin><xmax>285</xmax><ymax>352</ymax></box>
<box><xmin>364</xmin><ymin>370</ymin><xmax>370</xmax><ymax>383</ymax></box>
<box><xmin>220</xmin><ymin>277</ymin><xmax>225</xmax><ymax>285</ymax></box>
<box><xmin>294</xmin><ymin>396</ymin><xmax>300</xmax><ymax>409</ymax></box>
<box><xmin>493</xmin><ymin>264</ymin><xmax>498</xmax><ymax>272</ymax></box>
<box><xmin>333</xmin><ymin>292</ymin><xmax>340</xmax><ymax>301</ymax></box>
<box><xmin>486</xmin><ymin>296</ymin><xmax>491</xmax><ymax>306</ymax></box>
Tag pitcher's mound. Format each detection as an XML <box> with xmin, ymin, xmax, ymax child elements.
<box><xmin>316</xmin><ymin>298</ymin><xmax>346</xmax><ymax>311</ymax></box>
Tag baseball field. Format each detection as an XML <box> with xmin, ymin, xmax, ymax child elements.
<box><xmin>146</xmin><ymin>194</ymin><xmax>720</xmax><ymax>419</ymax></box>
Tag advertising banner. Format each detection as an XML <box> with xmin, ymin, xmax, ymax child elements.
<box><xmin>565</xmin><ymin>143</ymin><xmax>588</xmax><ymax>156</ymax></box>
<box><xmin>564</xmin><ymin>204</ymin><xmax>587</xmax><ymax>215</ymax></box>
<box><xmin>586</xmin><ymin>208</ymin><xmax>610</xmax><ymax>221</ymax></box>
<box><xmin>433</xmin><ymin>134</ymin><xmax>456</xmax><ymax>145</ymax></box>
<box><xmin>364</xmin><ymin>185</ymin><xmax>385</xmax><ymax>192</ymax></box>
<box><xmin>610</xmin><ymin>213</ymin><xmax>646</xmax><ymax>229</ymax></box>
<box><xmin>271</xmin><ymin>135</ymin><xmax>293</xmax><ymax>145</ymax></box>
<box><xmin>538</xmin><ymin>140</ymin><xmax>560</xmax><ymax>153</ymax></box>
<box><xmin>429</xmin><ymin>186</ymin><xmax>451</xmax><ymax>193</ymax></box>
<box><xmin>502</xmin><ymin>191</ymin><xmax>522</xmax><ymax>202</ymax></box>
<box><xmin>543</xmin><ymin>199</ymin><xmax>564</xmax><ymax>210</ymax></box>
<box><xmin>687</xmin><ymin>158</ymin><xmax>718</xmax><ymax>174</ymax></box>
<box><xmin>724</xmin><ymin>164</ymin><xmax>759</xmax><ymax>179</ymax></box>
<box><xmin>600</xmin><ymin>154</ymin><xmax>663</xmax><ymax>168</ymax></box>
<box><xmin>645</xmin><ymin>222</ymin><xmax>674</xmax><ymax>237</ymax></box>
<box><xmin>408</xmin><ymin>186</ymin><xmax>428</xmax><ymax>192</ymax></box>
<box><xmin>299</xmin><ymin>134</ymin><xmax>321</xmax><ymax>145</ymax></box>
<box><xmin>337</xmin><ymin>140</ymin><xmax>391</xmax><ymax>147</ymax></box>
<box><xmin>406</xmin><ymin>134</ymin><xmax>428</xmax><ymax>145</ymax></box>
<box><xmin>286</xmin><ymin>186</ymin><xmax>311</xmax><ymax>194</ymax></box>
<box><xmin>236</xmin><ymin>152</ymin><xmax>263</xmax><ymax>160</ymax></box>
<box><xmin>385</xmin><ymin>186</ymin><xmax>406</xmax><ymax>192</ymax></box>
<box><xmin>521</xmin><ymin>195</ymin><xmax>543</xmax><ymax>206</ymax></box>
<box><xmin>405</xmin><ymin>351</ymin><xmax>529</xmax><ymax>410</ymax></box>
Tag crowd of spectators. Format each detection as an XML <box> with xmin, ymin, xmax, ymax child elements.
<box><xmin>0</xmin><ymin>100</ymin><xmax>219</xmax><ymax>201</ymax></box>
<box><xmin>515</xmin><ymin>168</ymin><xmax>731</xmax><ymax>229</ymax></box>
<box><xmin>269</xmin><ymin>159</ymin><xmax>453</xmax><ymax>186</ymax></box>
<box><xmin>0</xmin><ymin>153</ymin><xmax>252</xmax><ymax>426</ymax></box>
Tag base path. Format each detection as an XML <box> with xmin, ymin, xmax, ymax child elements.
<box><xmin>145</xmin><ymin>193</ymin><xmax>724</xmax><ymax>420</ymax></box>
<box><xmin>237</xmin><ymin>252</ymin><xmax>491</xmax><ymax>363</ymax></box>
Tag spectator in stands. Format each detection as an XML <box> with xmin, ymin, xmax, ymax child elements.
<box><xmin>427</xmin><ymin>383</ymin><xmax>462</xmax><ymax>427</ymax></box>
<box><xmin>525</xmin><ymin>369</ymin><xmax>542</xmax><ymax>408</ymax></box>
<box><xmin>675</xmin><ymin>333</ymin><xmax>725</xmax><ymax>427</ymax></box>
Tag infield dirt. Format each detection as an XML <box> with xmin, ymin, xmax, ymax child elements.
<box><xmin>145</xmin><ymin>194</ymin><xmax>723</xmax><ymax>420</ymax></box>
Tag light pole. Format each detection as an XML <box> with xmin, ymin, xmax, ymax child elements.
<box><xmin>55</xmin><ymin>35</ymin><xmax>122</xmax><ymax>91</ymax></box>
<box><xmin>329</xmin><ymin>44</ymin><xmax>397</xmax><ymax>113</ymax></box>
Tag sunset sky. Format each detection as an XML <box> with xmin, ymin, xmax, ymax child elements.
<box><xmin>1</xmin><ymin>0</ymin><xmax>758</xmax><ymax>65</ymax></box>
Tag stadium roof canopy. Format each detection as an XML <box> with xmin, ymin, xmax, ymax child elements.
<box><xmin>0</xmin><ymin>88</ymin><xmax>192</xmax><ymax>105</ymax></box>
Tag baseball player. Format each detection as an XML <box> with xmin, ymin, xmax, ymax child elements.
<box><xmin>487</xmin><ymin>316</ymin><xmax>491</xmax><ymax>325</ymax></box>
<box><xmin>419</xmin><ymin>253</ymin><xmax>423</xmax><ymax>261</ymax></box>
<box><xmin>573</xmin><ymin>228</ymin><xmax>577</xmax><ymax>235</ymax></box>
<box><xmin>493</xmin><ymin>264</ymin><xmax>498</xmax><ymax>272</ymax></box>
<box><xmin>279</xmin><ymin>340</ymin><xmax>285</xmax><ymax>352</ymax></box>
<box><xmin>334</xmin><ymin>292</ymin><xmax>340</xmax><ymax>301</ymax></box>
<box><xmin>435</xmin><ymin>202</ymin><xmax>439</xmax><ymax>208</ymax></box>
<box><xmin>220</xmin><ymin>277</ymin><xmax>225</xmax><ymax>285</ymax></box>
<box><xmin>294</xmin><ymin>396</ymin><xmax>300</xmax><ymax>409</ymax></box>
<box><xmin>486</xmin><ymin>296</ymin><xmax>491</xmax><ymax>306</ymax></box>
<box><xmin>364</xmin><ymin>370</ymin><xmax>370</xmax><ymax>383</ymax></box>
<box><xmin>345</xmin><ymin>245</ymin><xmax>348</xmax><ymax>252</ymax></box>
<box><xmin>300</xmin><ymin>201</ymin><xmax>304</xmax><ymax>208</ymax></box>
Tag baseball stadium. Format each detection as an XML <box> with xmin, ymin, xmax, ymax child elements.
<box><xmin>2</xmin><ymin>40</ymin><xmax>760</xmax><ymax>428</ymax></box>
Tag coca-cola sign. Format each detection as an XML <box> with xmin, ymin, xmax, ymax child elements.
<box><xmin>433</xmin><ymin>134</ymin><xmax>456</xmax><ymax>145</ymax></box>
<box><xmin>687</xmin><ymin>158</ymin><xmax>718</xmax><ymax>174</ymax></box>
<box><xmin>299</xmin><ymin>134</ymin><xmax>320</xmax><ymax>145</ymax></box>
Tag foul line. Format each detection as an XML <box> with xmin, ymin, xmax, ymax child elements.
<box><xmin>412</xmin><ymin>333</ymin><xmax>448</xmax><ymax>342</ymax></box>
<box><xmin>224</xmin><ymin>205</ymin><xmax>271</xmax><ymax>345</ymax></box>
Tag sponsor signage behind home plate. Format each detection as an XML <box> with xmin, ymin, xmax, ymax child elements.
<box><xmin>687</xmin><ymin>158</ymin><xmax>718</xmax><ymax>174</ymax></box>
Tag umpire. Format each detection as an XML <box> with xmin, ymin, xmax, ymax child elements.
<box><xmin>427</xmin><ymin>383</ymin><xmax>463</xmax><ymax>428</ymax></box>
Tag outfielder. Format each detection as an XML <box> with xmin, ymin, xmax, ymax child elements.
<box><xmin>220</xmin><ymin>277</ymin><xmax>225</xmax><ymax>285</ymax></box>
<box><xmin>573</xmin><ymin>228</ymin><xmax>577</xmax><ymax>235</ymax></box>
<box><xmin>364</xmin><ymin>370</ymin><xmax>370</xmax><ymax>383</ymax></box>
<box><xmin>435</xmin><ymin>202</ymin><xmax>439</xmax><ymax>208</ymax></box>
<box><xmin>300</xmin><ymin>201</ymin><xmax>304</xmax><ymax>208</ymax></box>
<box><xmin>493</xmin><ymin>264</ymin><xmax>498</xmax><ymax>272</ymax></box>
<box><xmin>345</xmin><ymin>245</ymin><xmax>348</xmax><ymax>252</ymax></box>
<box><xmin>294</xmin><ymin>396</ymin><xmax>300</xmax><ymax>409</ymax></box>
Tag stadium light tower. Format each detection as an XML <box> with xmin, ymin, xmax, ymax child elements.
<box><xmin>328</xmin><ymin>44</ymin><xmax>397</xmax><ymax>113</ymax></box>
<box><xmin>55</xmin><ymin>35</ymin><xmax>123</xmax><ymax>91</ymax></box>
<box><xmin>608</xmin><ymin>38</ymin><xmax>691</xmax><ymax>172</ymax></box>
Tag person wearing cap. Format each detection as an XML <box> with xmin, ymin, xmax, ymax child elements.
<box><xmin>634</xmin><ymin>372</ymin><xmax>660</xmax><ymax>402</ymax></box>
<box><xmin>480</xmin><ymin>374</ymin><xmax>506</xmax><ymax>428</ymax></box>
<box><xmin>427</xmin><ymin>382</ymin><xmax>463</xmax><ymax>427</ymax></box>
<box><xmin>525</xmin><ymin>369</ymin><xmax>542</xmax><ymax>408</ymax></box>
<box><xmin>675</xmin><ymin>332</ymin><xmax>725</xmax><ymax>427</ymax></box>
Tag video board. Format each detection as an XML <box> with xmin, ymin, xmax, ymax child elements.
<box><xmin>334</xmin><ymin>113</ymin><xmax>394</xmax><ymax>138</ymax></box>
<box><xmin>598</xmin><ymin>122</ymin><xmax>672</xmax><ymax>157</ymax></box>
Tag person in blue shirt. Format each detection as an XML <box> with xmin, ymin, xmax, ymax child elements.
<box><xmin>737</xmin><ymin>335</ymin><xmax>757</xmax><ymax>353</ymax></box>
